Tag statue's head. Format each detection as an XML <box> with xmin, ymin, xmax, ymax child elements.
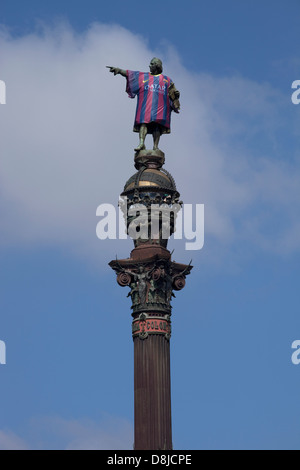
<box><xmin>149</xmin><ymin>57</ymin><xmax>163</xmax><ymax>75</ymax></box>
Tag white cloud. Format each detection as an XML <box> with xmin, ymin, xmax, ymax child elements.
<box><xmin>0</xmin><ymin>415</ymin><xmax>133</xmax><ymax>450</ymax></box>
<box><xmin>31</xmin><ymin>415</ymin><xmax>133</xmax><ymax>450</ymax></box>
<box><xmin>0</xmin><ymin>429</ymin><xmax>28</xmax><ymax>450</ymax></box>
<box><xmin>0</xmin><ymin>21</ymin><xmax>299</xmax><ymax>267</ymax></box>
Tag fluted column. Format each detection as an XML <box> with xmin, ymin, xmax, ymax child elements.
<box><xmin>134</xmin><ymin>330</ymin><xmax>172</xmax><ymax>450</ymax></box>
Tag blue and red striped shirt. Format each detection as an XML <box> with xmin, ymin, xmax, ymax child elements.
<box><xmin>126</xmin><ymin>70</ymin><xmax>174</xmax><ymax>130</ymax></box>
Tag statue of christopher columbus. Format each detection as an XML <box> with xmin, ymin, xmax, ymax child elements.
<box><xmin>107</xmin><ymin>58</ymin><xmax>180</xmax><ymax>152</ymax></box>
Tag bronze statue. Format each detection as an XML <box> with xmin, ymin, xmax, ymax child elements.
<box><xmin>118</xmin><ymin>265</ymin><xmax>154</xmax><ymax>306</ymax></box>
<box><xmin>107</xmin><ymin>58</ymin><xmax>180</xmax><ymax>151</ymax></box>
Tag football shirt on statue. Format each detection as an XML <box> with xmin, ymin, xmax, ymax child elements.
<box><xmin>126</xmin><ymin>70</ymin><xmax>174</xmax><ymax>133</ymax></box>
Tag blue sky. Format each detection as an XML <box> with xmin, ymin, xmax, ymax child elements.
<box><xmin>0</xmin><ymin>0</ymin><xmax>300</xmax><ymax>450</ymax></box>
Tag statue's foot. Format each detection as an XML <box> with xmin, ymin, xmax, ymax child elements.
<box><xmin>134</xmin><ymin>143</ymin><xmax>146</xmax><ymax>152</ymax></box>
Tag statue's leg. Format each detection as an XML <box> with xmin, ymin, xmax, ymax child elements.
<box><xmin>134</xmin><ymin>124</ymin><xmax>147</xmax><ymax>151</ymax></box>
<box><xmin>153</xmin><ymin>126</ymin><xmax>162</xmax><ymax>150</ymax></box>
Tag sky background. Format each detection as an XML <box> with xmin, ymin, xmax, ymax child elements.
<box><xmin>0</xmin><ymin>0</ymin><xmax>300</xmax><ymax>450</ymax></box>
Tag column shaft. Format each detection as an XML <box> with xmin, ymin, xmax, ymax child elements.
<box><xmin>134</xmin><ymin>334</ymin><xmax>172</xmax><ymax>450</ymax></box>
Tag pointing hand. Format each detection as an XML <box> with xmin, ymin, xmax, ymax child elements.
<box><xmin>106</xmin><ymin>66</ymin><xmax>120</xmax><ymax>75</ymax></box>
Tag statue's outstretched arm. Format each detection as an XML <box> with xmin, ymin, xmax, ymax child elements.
<box><xmin>106</xmin><ymin>66</ymin><xmax>127</xmax><ymax>77</ymax></box>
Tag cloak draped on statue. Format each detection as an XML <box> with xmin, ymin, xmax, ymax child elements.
<box><xmin>126</xmin><ymin>70</ymin><xmax>176</xmax><ymax>134</ymax></box>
